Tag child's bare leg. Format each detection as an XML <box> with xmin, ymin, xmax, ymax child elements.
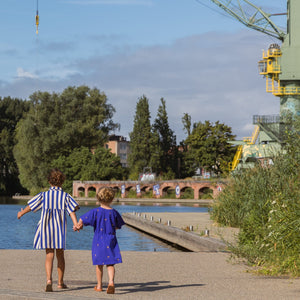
<box><xmin>95</xmin><ymin>265</ymin><xmax>103</xmax><ymax>290</ymax></box>
<box><xmin>107</xmin><ymin>264</ymin><xmax>115</xmax><ymax>285</ymax></box>
<box><xmin>45</xmin><ymin>249</ymin><xmax>54</xmax><ymax>283</ymax></box>
<box><xmin>106</xmin><ymin>265</ymin><xmax>115</xmax><ymax>294</ymax></box>
<box><xmin>56</xmin><ymin>249</ymin><xmax>65</xmax><ymax>287</ymax></box>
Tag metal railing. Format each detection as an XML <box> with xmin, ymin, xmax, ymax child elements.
<box><xmin>253</xmin><ymin>114</ymin><xmax>281</xmax><ymax>124</ymax></box>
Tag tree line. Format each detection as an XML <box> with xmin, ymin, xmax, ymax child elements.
<box><xmin>0</xmin><ymin>85</ymin><xmax>236</xmax><ymax>195</ymax></box>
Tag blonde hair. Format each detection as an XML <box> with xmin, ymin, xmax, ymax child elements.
<box><xmin>97</xmin><ymin>187</ymin><xmax>115</xmax><ymax>204</ymax></box>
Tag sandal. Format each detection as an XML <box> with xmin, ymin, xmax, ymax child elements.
<box><xmin>57</xmin><ymin>283</ymin><xmax>68</xmax><ymax>289</ymax></box>
<box><xmin>94</xmin><ymin>286</ymin><xmax>103</xmax><ymax>292</ymax></box>
<box><xmin>45</xmin><ymin>280</ymin><xmax>53</xmax><ymax>292</ymax></box>
<box><xmin>106</xmin><ymin>284</ymin><xmax>115</xmax><ymax>294</ymax></box>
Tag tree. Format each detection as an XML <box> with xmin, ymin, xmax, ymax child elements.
<box><xmin>0</xmin><ymin>97</ymin><xmax>30</xmax><ymax>195</ymax></box>
<box><xmin>128</xmin><ymin>95</ymin><xmax>153</xmax><ymax>179</ymax></box>
<box><xmin>152</xmin><ymin>98</ymin><xmax>177</xmax><ymax>178</ymax></box>
<box><xmin>182</xmin><ymin>113</ymin><xmax>191</xmax><ymax>137</ymax></box>
<box><xmin>14</xmin><ymin>86</ymin><xmax>119</xmax><ymax>193</ymax></box>
<box><xmin>184</xmin><ymin>120</ymin><xmax>236</xmax><ymax>175</ymax></box>
<box><xmin>53</xmin><ymin>146</ymin><xmax>126</xmax><ymax>193</ymax></box>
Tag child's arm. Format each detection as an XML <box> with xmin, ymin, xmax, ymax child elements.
<box><xmin>70</xmin><ymin>211</ymin><xmax>78</xmax><ymax>228</ymax></box>
<box><xmin>17</xmin><ymin>205</ymin><xmax>31</xmax><ymax>219</ymax></box>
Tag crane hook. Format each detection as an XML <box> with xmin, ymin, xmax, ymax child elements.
<box><xmin>35</xmin><ymin>12</ymin><xmax>39</xmax><ymax>35</ymax></box>
<box><xmin>35</xmin><ymin>0</ymin><xmax>39</xmax><ymax>35</ymax></box>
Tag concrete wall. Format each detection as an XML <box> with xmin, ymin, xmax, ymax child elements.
<box><xmin>122</xmin><ymin>213</ymin><xmax>226</xmax><ymax>252</ymax></box>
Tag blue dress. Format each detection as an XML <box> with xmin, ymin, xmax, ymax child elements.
<box><xmin>81</xmin><ymin>207</ymin><xmax>125</xmax><ymax>265</ymax></box>
<box><xmin>28</xmin><ymin>186</ymin><xmax>79</xmax><ymax>249</ymax></box>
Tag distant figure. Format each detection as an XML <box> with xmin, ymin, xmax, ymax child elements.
<box><xmin>74</xmin><ymin>187</ymin><xmax>125</xmax><ymax>294</ymax></box>
<box><xmin>17</xmin><ymin>168</ymin><xmax>79</xmax><ymax>292</ymax></box>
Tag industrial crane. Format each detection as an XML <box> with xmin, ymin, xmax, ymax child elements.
<box><xmin>206</xmin><ymin>0</ymin><xmax>300</xmax><ymax>171</ymax></box>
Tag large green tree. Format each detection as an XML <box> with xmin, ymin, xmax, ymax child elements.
<box><xmin>14</xmin><ymin>86</ymin><xmax>119</xmax><ymax>193</ymax></box>
<box><xmin>53</xmin><ymin>146</ymin><xmax>126</xmax><ymax>193</ymax></box>
<box><xmin>0</xmin><ymin>97</ymin><xmax>30</xmax><ymax>195</ymax></box>
<box><xmin>128</xmin><ymin>95</ymin><xmax>154</xmax><ymax>179</ymax></box>
<box><xmin>184</xmin><ymin>120</ymin><xmax>236</xmax><ymax>176</ymax></box>
<box><xmin>152</xmin><ymin>98</ymin><xmax>177</xmax><ymax>178</ymax></box>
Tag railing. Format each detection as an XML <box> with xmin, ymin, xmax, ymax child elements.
<box><xmin>253</xmin><ymin>114</ymin><xmax>281</xmax><ymax>124</ymax></box>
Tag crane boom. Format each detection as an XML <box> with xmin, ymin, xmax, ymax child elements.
<box><xmin>208</xmin><ymin>0</ymin><xmax>285</xmax><ymax>41</ymax></box>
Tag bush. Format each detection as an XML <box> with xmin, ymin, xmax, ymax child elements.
<box><xmin>211</xmin><ymin>117</ymin><xmax>300</xmax><ymax>276</ymax></box>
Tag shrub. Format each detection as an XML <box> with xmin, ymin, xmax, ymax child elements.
<box><xmin>211</xmin><ymin>117</ymin><xmax>300</xmax><ymax>276</ymax></box>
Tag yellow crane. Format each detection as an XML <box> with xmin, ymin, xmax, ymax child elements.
<box><xmin>229</xmin><ymin>125</ymin><xmax>259</xmax><ymax>171</ymax></box>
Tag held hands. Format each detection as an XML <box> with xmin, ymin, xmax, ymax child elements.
<box><xmin>73</xmin><ymin>222</ymin><xmax>83</xmax><ymax>232</ymax></box>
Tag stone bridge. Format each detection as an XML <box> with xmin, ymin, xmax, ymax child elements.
<box><xmin>72</xmin><ymin>180</ymin><xmax>226</xmax><ymax>200</ymax></box>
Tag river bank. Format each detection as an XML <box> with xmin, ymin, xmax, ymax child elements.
<box><xmin>10</xmin><ymin>195</ymin><xmax>213</xmax><ymax>206</ymax></box>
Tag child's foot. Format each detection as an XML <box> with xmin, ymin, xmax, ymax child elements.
<box><xmin>94</xmin><ymin>286</ymin><xmax>103</xmax><ymax>292</ymax></box>
<box><xmin>45</xmin><ymin>280</ymin><xmax>52</xmax><ymax>292</ymax></box>
<box><xmin>106</xmin><ymin>283</ymin><xmax>115</xmax><ymax>294</ymax></box>
<box><xmin>57</xmin><ymin>283</ymin><xmax>68</xmax><ymax>289</ymax></box>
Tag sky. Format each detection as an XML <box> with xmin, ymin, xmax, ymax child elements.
<box><xmin>0</xmin><ymin>0</ymin><xmax>287</xmax><ymax>142</ymax></box>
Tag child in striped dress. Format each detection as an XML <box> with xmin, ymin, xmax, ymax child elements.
<box><xmin>74</xmin><ymin>187</ymin><xmax>125</xmax><ymax>294</ymax></box>
<box><xmin>17</xmin><ymin>168</ymin><xmax>79</xmax><ymax>292</ymax></box>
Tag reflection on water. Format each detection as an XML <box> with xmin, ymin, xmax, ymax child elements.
<box><xmin>0</xmin><ymin>202</ymin><xmax>208</xmax><ymax>252</ymax></box>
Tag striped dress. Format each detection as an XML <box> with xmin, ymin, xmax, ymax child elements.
<box><xmin>28</xmin><ymin>186</ymin><xmax>79</xmax><ymax>249</ymax></box>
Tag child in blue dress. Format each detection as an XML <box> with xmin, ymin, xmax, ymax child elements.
<box><xmin>17</xmin><ymin>168</ymin><xmax>79</xmax><ymax>292</ymax></box>
<box><xmin>74</xmin><ymin>187</ymin><xmax>125</xmax><ymax>294</ymax></box>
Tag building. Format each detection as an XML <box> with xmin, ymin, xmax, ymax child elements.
<box><xmin>105</xmin><ymin>135</ymin><xmax>130</xmax><ymax>168</ymax></box>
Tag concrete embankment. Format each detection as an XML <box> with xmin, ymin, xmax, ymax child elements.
<box><xmin>123</xmin><ymin>213</ymin><xmax>227</xmax><ymax>252</ymax></box>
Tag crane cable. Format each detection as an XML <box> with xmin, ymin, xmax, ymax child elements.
<box><xmin>194</xmin><ymin>0</ymin><xmax>237</xmax><ymax>22</ymax></box>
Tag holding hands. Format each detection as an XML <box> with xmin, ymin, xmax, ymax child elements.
<box><xmin>73</xmin><ymin>219</ymin><xmax>83</xmax><ymax>232</ymax></box>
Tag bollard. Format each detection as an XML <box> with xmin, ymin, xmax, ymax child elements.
<box><xmin>189</xmin><ymin>225</ymin><xmax>193</xmax><ymax>231</ymax></box>
<box><xmin>143</xmin><ymin>214</ymin><xmax>147</xmax><ymax>219</ymax></box>
<box><xmin>167</xmin><ymin>220</ymin><xmax>171</xmax><ymax>226</ymax></box>
<box><xmin>158</xmin><ymin>218</ymin><xmax>161</xmax><ymax>223</ymax></box>
<box><xmin>205</xmin><ymin>229</ymin><xmax>209</xmax><ymax>236</ymax></box>
<box><xmin>150</xmin><ymin>216</ymin><xmax>153</xmax><ymax>221</ymax></box>
<box><xmin>138</xmin><ymin>213</ymin><xmax>141</xmax><ymax>217</ymax></box>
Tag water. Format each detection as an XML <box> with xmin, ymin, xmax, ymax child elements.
<box><xmin>1</xmin><ymin>204</ymin><xmax>208</xmax><ymax>252</ymax></box>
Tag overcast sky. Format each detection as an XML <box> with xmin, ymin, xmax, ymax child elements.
<box><xmin>0</xmin><ymin>0</ymin><xmax>287</xmax><ymax>142</ymax></box>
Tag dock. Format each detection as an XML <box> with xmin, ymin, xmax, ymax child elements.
<box><xmin>122</xmin><ymin>212</ymin><xmax>228</xmax><ymax>252</ymax></box>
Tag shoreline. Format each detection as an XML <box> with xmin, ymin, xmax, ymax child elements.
<box><xmin>10</xmin><ymin>195</ymin><xmax>213</xmax><ymax>206</ymax></box>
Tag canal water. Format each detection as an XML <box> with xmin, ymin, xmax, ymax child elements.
<box><xmin>0</xmin><ymin>203</ymin><xmax>208</xmax><ymax>252</ymax></box>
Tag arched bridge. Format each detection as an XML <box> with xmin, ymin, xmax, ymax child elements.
<box><xmin>73</xmin><ymin>180</ymin><xmax>225</xmax><ymax>200</ymax></box>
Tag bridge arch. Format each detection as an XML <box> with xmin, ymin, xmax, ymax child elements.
<box><xmin>73</xmin><ymin>180</ymin><xmax>225</xmax><ymax>199</ymax></box>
